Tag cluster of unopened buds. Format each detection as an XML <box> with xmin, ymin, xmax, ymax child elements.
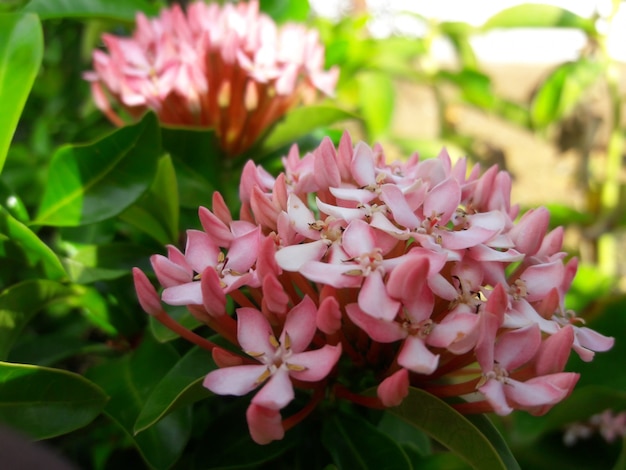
<box><xmin>84</xmin><ymin>0</ymin><xmax>338</xmax><ymax>155</ymax></box>
<box><xmin>134</xmin><ymin>133</ymin><xmax>614</xmax><ymax>444</ymax></box>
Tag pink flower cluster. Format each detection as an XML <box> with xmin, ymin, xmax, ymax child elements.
<box><xmin>134</xmin><ymin>133</ymin><xmax>614</xmax><ymax>444</ymax></box>
<box><xmin>563</xmin><ymin>409</ymin><xmax>626</xmax><ymax>446</ymax></box>
<box><xmin>85</xmin><ymin>1</ymin><xmax>338</xmax><ymax>155</ymax></box>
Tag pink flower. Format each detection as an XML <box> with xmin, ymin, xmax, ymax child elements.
<box><xmin>85</xmin><ymin>1</ymin><xmax>338</xmax><ymax>155</ymax></box>
<box><xmin>203</xmin><ymin>296</ymin><xmax>341</xmax><ymax>410</ymax></box>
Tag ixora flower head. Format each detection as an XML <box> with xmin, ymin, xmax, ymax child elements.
<box><xmin>134</xmin><ymin>132</ymin><xmax>614</xmax><ymax>444</ymax></box>
<box><xmin>84</xmin><ymin>0</ymin><xmax>338</xmax><ymax>155</ymax></box>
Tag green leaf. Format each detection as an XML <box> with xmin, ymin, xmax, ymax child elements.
<box><xmin>259</xmin><ymin>105</ymin><xmax>356</xmax><ymax>157</ymax></box>
<box><xmin>531</xmin><ymin>59</ymin><xmax>604</xmax><ymax>129</ymax></box>
<box><xmin>23</xmin><ymin>0</ymin><xmax>161</xmax><ymax>21</ymax></box>
<box><xmin>0</xmin><ymin>361</ymin><xmax>108</xmax><ymax>439</ymax></box>
<box><xmin>357</xmin><ymin>71</ymin><xmax>395</xmax><ymax>139</ymax></box>
<box><xmin>135</xmin><ymin>346</ymin><xmax>214</xmax><ymax>433</ymax></box>
<box><xmin>0</xmin><ymin>280</ymin><xmax>75</xmax><ymax>360</ymax></box>
<box><xmin>119</xmin><ymin>154</ymin><xmax>179</xmax><ymax>245</ymax></box>
<box><xmin>377</xmin><ymin>411</ymin><xmax>431</xmax><ymax>457</ymax></box>
<box><xmin>86</xmin><ymin>336</ymin><xmax>190</xmax><ymax>470</ymax></box>
<box><xmin>8</xmin><ymin>331</ymin><xmax>108</xmax><ymax>366</ymax></box>
<box><xmin>260</xmin><ymin>0</ymin><xmax>309</xmax><ymax>23</ymax></box>
<box><xmin>322</xmin><ymin>410</ymin><xmax>413</xmax><ymax>469</ymax></box>
<box><xmin>482</xmin><ymin>4</ymin><xmax>596</xmax><ymax>34</ymax></box>
<box><xmin>0</xmin><ymin>12</ymin><xmax>43</xmax><ymax>174</ymax></box>
<box><xmin>0</xmin><ymin>205</ymin><xmax>67</xmax><ymax>280</ymax></box>
<box><xmin>35</xmin><ymin>112</ymin><xmax>161</xmax><ymax>227</ymax></box>
<box><xmin>388</xmin><ymin>387</ymin><xmax>519</xmax><ymax>470</ymax></box>
<box><xmin>63</xmin><ymin>242</ymin><xmax>154</xmax><ymax>284</ymax></box>
<box><xmin>438</xmin><ymin>69</ymin><xmax>495</xmax><ymax>110</ymax></box>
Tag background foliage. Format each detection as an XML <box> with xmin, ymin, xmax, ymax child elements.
<box><xmin>1</xmin><ymin>0</ymin><xmax>626</xmax><ymax>468</ymax></box>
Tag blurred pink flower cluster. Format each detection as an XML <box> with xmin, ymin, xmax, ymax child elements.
<box><xmin>134</xmin><ymin>133</ymin><xmax>614</xmax><ymax>444</ymax></box>
<box><xmin>564</xmin><ymin>409</ymin><xmax>626</xmax><ymax>446</ymax></box>
<box><xmin>84</xmin><ymin>1</ymin><xmax>338</xmax><ymax>155</ymax></box>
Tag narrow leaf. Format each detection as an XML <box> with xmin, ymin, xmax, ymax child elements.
<box><xmin>0</xmin><ymin>361</ymin><xmax>108</xmax><ymax>439</ymax></box>
<box><xmin>0</xmin><ymin>280</ymin><xmax>75</xmax><ymax>360</ymax></box>
<box><xmin>35</xmin><ymin>112</ymin><xmax>161</xmax><ymax>226</ymax></box>
<box><xmin>23</xmin><ymin>0</ymin><xmax>160</xmax><ymax>21</ymax></box>
<box><xmin>0</xmin><ymin>205</ymin><xmax>66</xmax><ymax>280</ymax></box>
<box><xmin>388</xmin><ymin>387</ymin><xmax>518</xmax><ymax>470</ymax></box>
<box><xmin>135</xmin><ymin>346</ymin><xmax>214</xmax><ymax>433</ymax></box>
<box><xmin>0</xmin><ymin>12</ymin><xmax>43</xmax><ymax>173</ymax></box>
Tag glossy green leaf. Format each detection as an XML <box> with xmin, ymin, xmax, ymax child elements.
<box><xmin>119</xmin><ymin>154</ymin><xmax>179</xmax><ymax>245</ymax></box>
<box><xmin>358</xmin><ymin>71</ymin><xmax>395</xmax><ymax>139</ymax></box>
<box><xmin>8</xmin><ymin>331</ymin><xmax>108</xmax><ymax>366</ymax></box>
<box><xmin>0</xmin><ymin>280</ymin><xmax>75</xmax><ymax>360</ymax></box>
<box><xmin>482</xmin><ymin>4</ymin><xmax>596</xmax><ymax>34</ymax></box>
<box><xmin>0</xmin><ymin>205</ymin><xmax>67</xmax><ymax>280</ymax></box>
<box><xmin>23</xmin><ymin>0</ymin><xmax>161</xmax><ymax>21</ymax></box>
<box><xmin>86</xmin><ymin>335</ymin><xmax>190</xmax><ymax>470</ymax></box>
<box><xmin>70</xmin><ymin>284</ymin><xmax>119</xmax><ymax>336</ymax></box>
<box><xmin>161</xmin><ymin>126</ymin><xmax>222</xmax><ymax>208</ymax></box>
<box><xmin>322</xmin><ymin>410</ymin><xmax>413</xmax><ymax>469</ymax></box>
<box><xmin>35</xmin><ymin>112</ymin><xmax>161</xmax><ymax>227</ymax></box>
<box><xmin>0</xmin><ymin>361</ymin><xmax>108</xmax><ymax>439</ymax></box>
<box><xmin>531</xmin><ymin>60</ymin><xmax>604</xmax><ymax>129</ymax></box>
<box><xmin>135</xmin><ymin>346</ymin><xmax>214</xmax><ymax>433</ymax></box>
<box><xmin>378</xmin><ymin>411</ymin><xmax>431</xmax><ymax>457</ymax></box>
<box><xmin>0</xmin><ymin>12</ymin><xmax>43</xmax><ymax>174</ymax></box>
<box><xmin>388</xmin><ymin>387</ymin><xmax>518</xmax><ymax>470</ymax></box>
<box><xmin>259</xmin><ymin>105</ymin><xmax>356</xmax><ymax>156</ymax></box>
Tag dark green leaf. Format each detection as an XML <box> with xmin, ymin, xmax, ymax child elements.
<box><xmin>0</xmin><ymin>205</ymin><xmax>67</xmax><ymax>281</ymax></box>
<box><xmin>86</xmin><ymin>335</ymin><xmax>190</xmax><ymax>470</ymax></box>
<box><xmin>35</xmin><ymin>112</ymin><xmax>161</xmax><ymax>227</ymax></box>
<box><xmin>119</xmin><ymin>154</ymin><xmax>179</xmax><ymax>245</ymax></box>
<box><xmin>0</xmin><ymin>361</ymin><xmax>108</xmax><ymax>439</ymax></box>
<box><xmin>70</xmin><ymin>284</ymin><xmax>119</xmax><ymax>336</ymax></box>
<box><xmin>8</xmin><ymin>331</ymin><xmax>108</xmax><ymax>366</ymax></box>
<box><xmin>388</xmin><ymin>387</ymin><xmax>518</xmax><ymax>470</ymax></box>
<box><xmin>0</xmin><ymin>12</ymin><xmax>43</xmax><ymax>173</ymax></box>
<box><xmin>482</xmin><ymin>4</ymin><xmax>596</xmax><ymax>34</ymax></box>
<box><xmin>531</xmin><ymin>60</ymin><xmax>604</xmax><ymax>129</ymax></box>
<box><xmin>322</xmin><ymin>410</ymin><xmax>413</xmax><ymax>470</ymax></box>
<box><xmin>135</xmin><ymin>346</ymin><xmax>214</xmax><ymax>433</ymax></box>
<box><xmin>161</xmin><ymin>126</ymin><xmax>222</xmax><ymax>208</ymax></box>
<box><xmin>0</xmin><ymin>280</ymin><xmax>75</xmax><ymax>360</ymax></box>
<box><xmin>23</xmin><ymin>0</ymin><xmax>161</xmax><ymax>21</ymax></box>
<box><xmin>259</xmin><ymin>105</ymin><xmax>356</xmax><ymax>157</ymax></box>
<box><xmin>377</xmin><ymin>411</ymin><xmax>431</xmax><ymax>457</ymax></box>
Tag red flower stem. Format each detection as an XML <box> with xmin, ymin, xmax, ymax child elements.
<box><xmin>333</xmin><ymin>384</ymin><xmax>385</xmax><ymax>409</ymax></box>
<box><xmin>229</xmin><ymin>289</ymin><xmax>258</xmax><ymax>310</ymax></box>
<box><xmin>422</xmin><ymin>377</ymin><xmax>481</xmax><ymax>398</ymax></box>
<box><xmin>154</xmin><ymin>311</ymin><xmax>217</xmax><ymax>352</ymax></box>
<box><xmin>452</xmin><ymin>400</ymin><xmax>494</xmax><ymax>414</ymax></box>
<box><xmin>282</xmin><ymin>385</ymin><xmax>326</xmax><ymax>432</ymax></box>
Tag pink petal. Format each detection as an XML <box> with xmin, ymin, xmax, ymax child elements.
<box><xmin>358</xmin><ymin>271</ymin><xmax>401</xmax><ymax>321</ymax></box>
<box><xmin>151</xmin><ymin>253</ymin><xmax>191</xmax><ymax>287</ymax></box>
<box><xmin>314</xmin><ymin>137</ymin><xmax>341</xmax><ymax>189</ymax></box>
<box><xmin>351</xmin><ymin>142</ymin><xmax>376</xmax><ymax>186</ymax></box>
<box><xmin>479</xmin><ymin>379</ymin><xmax>512</xmax><ymax>415</ymax></box>
<box><xmin>281</xmin><ymin>296</ymin><xmax>317</xmax><ymax>353</ymax></box>
<box><xmin>423</xmin><ymin>177</ymin><xmax>461</xmax><ymax>223</ymax></box>
<box><xmin>521</xmin><ymin>261</ymin><xmax>565</xmax><ymax>302</ymax></box>
<box><xmin>201</xmin><ymin>267</ymin><xmax>227</xmax><ymax>316</ymax></box>
<box><xmin>185</xmin><ymin>230</ymin><xmax>220</xmax><ymax>274</ymax></box>
<box><xmin>398</xmin><ymin>336</ymin><xmax>439</xmax><ymax>375</ymax></box>
<box><xmin>506</xmin><ymin>373</ymin><xmax>578</xmax><ymax>409</ymax></box>
<box><xmin>252</xmin><ymin>367</ymin><xmax>294</xmax><ymax>410</ymax></box>
<box><xmin>299</xmin><ymin>260</ymin><xmax>362</xmax><ymax>288</ymax></box>
<box><xmin>203</xmin><ymin>364</ymin><xmax>266</xmax><ymax>396</ymax></box>
<box><xmin>236</xmin><ymin>307</ymin><xmax>275</xmax><ymax>357</ymax></box>
<box><xmin>317</xmin><ymin>296</ymin><xmax>342</xmax><ymax>334</ymax></box>
<box><xmin>427</xmin><ymin>311</ymin><xmax>478</xmax><ymax>350</ymax></box>
<box><xmin>377</xmin><ymin>369</ymin><xmax>409</xmax><ymax>407</ymax></box>
<box><xmin>162</xmin><ymin>281</ymin><xmax>202</xmax><ymax>305</ymax></box>
<box><xmin>379</xmin><ymin>184</ymin><xmax>421</xmax><ymax>229</ymax></box>
<box><xmin>246</xmin><ymin>404</ymin><xmax>284</xmax><ymax>445</ymax></box>
<box><xmin>535</xmin><ymin>325</ymin><xmax>574</xmax><ymax>375</ymax></box>
<box><xmin>227</xmin><ymin>226</ymin><xmax>261</xmax><ymax>273</ymax></box>
<box><xmin>345</xmin><ymin>303</ymin><xmax>405</xmax><ymax>342</ymax></box>
<box><xmin>509</xmin><ymin>207</ymin><xmax>550</xmax><ymax>256</ymax></box>
<box><xmin>132</xmin><ymin>267</ymin><xmax>162</xmax><ymax>315</ymax></box>
<box><xmin>275</xmin><ymin>240</ymin><xmax>328</xmax><ymax>272</ymax></box>
<box><xmin>341</xmin><ymin>219</ymin><xmax>376</xmax><ymax>257</ymax></box>
<box><xmin>495</xmin><ymin>324</ymin><xmax>541</xmax><ymax>371</ymax></box>
<box><xmin>289</xmin><ymin>344</ymin><xmax>342</xmax><ymax>381</ymax></box>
